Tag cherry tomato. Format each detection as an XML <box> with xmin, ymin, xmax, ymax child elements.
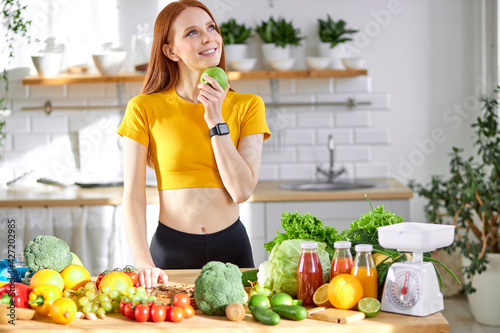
<box><xmin>125</xmin><ymin>272</ymin><xmax>139</xmax><ymax>287</ymax></box>
<box><xmin>173</xmin><ymin>293</ymin><xmax>191</xmax><ymax>308</ymax></box>
<box><xmin>183</xmin><ymin>305</ymin><xmax>195</xmax><ymax>319</ymax></box>
<box><xmin>169</xmin><ymin>306</ymin><xmax>184</xmax><ymax>323</ymax></box>
<box><xmin>150</xmin><ymin>303</ymin><xmax>167</xmax><ymax>322</ymax></box>
<box><xmin>134</xmin><ymin>303</ymin><xmax>150</xmax><ymax>322</ymax></box>
<box><xmin>164</xmin><ymin>305</ymin><xmax>172</xmax><ymax>321</ymax></box>
<box><xmin>124</xmin><ymin>302</ymin><xmax>136</xmax><ymax>320</ymax></box>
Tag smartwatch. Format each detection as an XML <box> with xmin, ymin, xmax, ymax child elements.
<box><xmin>209</xmin><ymin>123</ymin><xmax>230</xmax><ymax>137</ymax></box>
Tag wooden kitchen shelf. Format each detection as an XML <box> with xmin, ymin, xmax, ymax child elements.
<box><xmin>22</xmin><ymin>69</ymin><xmax>367</xmax><ymax>85</ymax></box>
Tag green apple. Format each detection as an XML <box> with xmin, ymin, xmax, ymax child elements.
<box><xmin>200</xmin><ymin>66</ymin><xmax>228</xmax><ymax>90</ymax></box>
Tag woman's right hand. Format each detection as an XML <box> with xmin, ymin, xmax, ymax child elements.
<box><xmin>137</xmin><ymin>266</ymin><xmax>168</xmax><ymax>289</ymax></box>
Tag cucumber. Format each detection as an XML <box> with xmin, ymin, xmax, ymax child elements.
<box><xmin>251</xmin><ymin>305</ymin><xmax>281</xmax><ymax>325</ymax></box>
<box><xmin>270</xmin><ymin>305</ymin><xmax>308</xmax><ymax>321</ymax></box>
<box><xmin>241</xmin><ymin>269</ymin><xmax>258</xmax><ymax>287</ymax></box>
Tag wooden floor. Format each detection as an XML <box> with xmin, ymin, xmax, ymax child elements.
<box><xmin>442</xmin><ymin>296</ymin><xmax>500</xmax><ymax>333</ymax></box>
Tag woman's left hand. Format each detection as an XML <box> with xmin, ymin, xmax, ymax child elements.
<box><xmin>197</xmin><ymin>74</ymin><xmax>230</xmax><ymax>126</ymax></box>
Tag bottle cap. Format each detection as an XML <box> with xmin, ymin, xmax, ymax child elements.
<box><xmin>301</xmin><ymin>241</ymin><xmax>318</xmax><ymax>249</ymax></box>
<box><xmin>334</xmin><ymin>241</ymin><xmax>351</xmax><ymax>249</ymax></box>
<box><xmin>354</xmin><ymin>244</ymin><xmax>373</xmax><ymax>252</ymax></box>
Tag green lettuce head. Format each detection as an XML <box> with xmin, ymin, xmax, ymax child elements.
<box><xmin>257</xmin><ymin>239</ymin><xmax>331</xmax><ymax>297</ymax></box>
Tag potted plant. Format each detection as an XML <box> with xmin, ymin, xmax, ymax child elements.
<box><xmin>255</xmin><ymin>17</ymin><xmax>303</xmax><ymax>69</ymax></box>
<box><xmin>409</xmin><ymin>88</ymin><xmax>500</xmax><ymax>326</ymax></box>
<box><xmin>219</xmin><ymin>18</ymin><xmax>253</xmax><ymax>70</ymax></box>
<box><xmin>1</xmin><ymin>0</ymin><xmax>33</xmax><ymax>160</ymax></box>
<box><xmin>317</xmin><ymin>15</ymin><xmax>358</xmax><ymax>69</ymax></box>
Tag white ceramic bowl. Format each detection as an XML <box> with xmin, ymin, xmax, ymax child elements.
<box><xmin>31</xmin><ymin>53</ymin><xmax>63</xmax><ymax>77</ymax></box>
<box><xmin>305</xmin><ymin>57</ymin><xmax>331</xmax><ymax>70</ymax></box>
<box><xmin>341</xmin><ymin>57</ymin><xmax>366</xmax><ymax>70</ymax></box>
<box><xmin>92</xmin><ymin>50</ymin><xmax>127</xmax><ymax>75</ymax></box>
<box><xmin>230</xmin><ymin>58</ymin><xmax>257</xmax><ymax>72</ymax></box>
<box><xmin>269</xmin><ymin>58</ymin><xmax>294</xmax><ymax>71</ymax></box>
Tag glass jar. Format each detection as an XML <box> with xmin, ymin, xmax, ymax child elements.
<box><xmin>351</xmin><ymin>244</ymin><xmax>378</xmax><ymax>299</ymax></box>
<box><xmin>330</xmin><ymin>241</ymin><xmax>354</xmax><ymax>280</ymax></box>
<box><xmin>296</xmin><ymin>241</ymin><xmax>323</xmax><ymax>306</ymax></box>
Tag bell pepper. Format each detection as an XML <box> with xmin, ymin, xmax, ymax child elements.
<box><xmin>0</xmin><ymin>282</ymin><xmax>33</xmax><ymax>308</ymax></box>
<box><xmin>28</xmin><ymin>285</ymin><xmax>62</xmax><ymax>316</ymax></box>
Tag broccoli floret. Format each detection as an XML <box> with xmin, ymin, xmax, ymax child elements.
<box><xmin>194</xmin><ymin>261</ymin><xmax>247</xmax><ymax>315</ymax></box>
<box><xmin>24</xmin><ymin>235</ymin><xmax>73</xmax><ymax>272</ymax></box>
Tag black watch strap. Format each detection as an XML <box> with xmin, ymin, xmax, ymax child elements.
<box><xmin>209</xmin><ymin>123</ymin><xmax>230</xmax><ymax>137</ymax></box>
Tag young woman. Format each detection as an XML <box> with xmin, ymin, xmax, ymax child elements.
<box><xmin>117</xmin><ymin>0</ymin><xmax>270</xmax><ymax>288</ymax></box>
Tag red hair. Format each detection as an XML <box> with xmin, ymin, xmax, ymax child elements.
<box><xmin>141</xmin><ymin>0</ymin><xmax>227</xmax><ymax>94</ymax></box>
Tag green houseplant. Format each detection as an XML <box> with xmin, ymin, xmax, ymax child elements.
<box><xmin>318</xmin><ymin>15</ymin><xmax>358</xmax><ymax>49</ymax></box>
<box><xmin>255</xmin><ymin>17</ymin><xmax>303</xmax><ymax>48</ymax></box>
<box><xmin>220</xmin><ymin>18</ymin><xmax>252</xmax><ymax>45</ymax></box>
<box><xmin>317</xmin><ymin>15</ymin><xmax>358</xmax><ymax>69</ymax></box>
<box><xmin>1</xmin><ymin>0</ymin><xmax>33</xmax><ymax>159</ymax></box>
<box><xmin>409</xmin><ymin>88</ymin><xmax>500</xmax><ymax>325</ymax></box>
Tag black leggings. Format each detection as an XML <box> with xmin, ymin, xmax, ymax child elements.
<box><xmin>149</xmin><ymin>218</ymin><xmax>255</xmax><ymax>269</ymax></box>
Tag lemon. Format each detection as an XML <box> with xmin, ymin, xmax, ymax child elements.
<box><xmin>312</xmin><ymin>284</ymin><xmax>332</xmax><ymax>307</ymax></box>
<box><xmin>357</xmin><ymin>297</ymin><xmax>381</xmax><ymax>318</ymax></box>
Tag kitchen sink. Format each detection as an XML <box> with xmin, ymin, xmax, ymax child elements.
<box><xmin>279</xmin><ymin>179</ymin><xmax>389</xmax><ymax>191</ymax></box>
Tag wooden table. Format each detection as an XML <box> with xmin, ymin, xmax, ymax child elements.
<box><xmin>2</xmin><ymin>269</ymin><xmax>449</xmax><ymax>332</ymax></box>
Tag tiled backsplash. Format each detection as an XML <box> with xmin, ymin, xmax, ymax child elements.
<box><xmin>2</xmin><ymin>71</ymin><xmax>391</xmax><ymax>184</ymax></box>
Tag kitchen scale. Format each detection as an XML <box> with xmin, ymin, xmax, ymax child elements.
<box><xmin>377</xmin><ymin>222</ymin><xmax>455</xmax><ymax>317</ymax></box>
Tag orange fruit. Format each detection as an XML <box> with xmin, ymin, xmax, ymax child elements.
<box><xmin>50</xmin><ymin>298</ymin><xmax>77</xmax><ymax>324</ymax></box>
<box><xmin>327</xmin><ymin>274</ymin><xmax>364</xmax><ymax>310</ymax></box>
<box><xmin>98</xmin><ymin>271</ymin><xmax>133</xmax><ymax>295</ymax></box>
<box><xmin>30</xmin><ymin>269</ymin><xmax>65</xmax><ymax>291</ymax></box>
<box><xmin>313</xmin><ymin>284</ymin><xmax>332</xmax><ymax>307</ymax></box>
<box><xmin>60</xmin><ymin>264</ymin><xmax>91</xmax><ymax>290</ymax></box>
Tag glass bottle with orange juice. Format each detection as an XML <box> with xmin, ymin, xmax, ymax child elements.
<box><xmin>351</xmin><ymin>244</ymin><xmax>378</xmax><ymax>299</ymax></box>
<box><xmin>330</xmin><ymin>241</ymin><xmax>354</xmax><ymax>280</ymax></box>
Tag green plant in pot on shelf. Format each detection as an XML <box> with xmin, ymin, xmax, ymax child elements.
<box><xmin>255</xmin><ymin>17</ymin><xmax>303</xmax><ymax>48</ymax></box>
<box><xmin>220</xmin><ymin>18</ymin><xmax>252</xmax><ymax>45</ymax></box>
<box><xmin>1</xmin><ymin>0</ymin><xmax>33</xmax><ymax>159</ymax></box>
<box><xmin>318</xmin><ymin>15</ymin><xmax>358</xmax><ymax>49</ymax></box>
<box><xmin>409</xmin><ymin>88</ymin><xmax>500</xmax><ymax>297</ymax></box>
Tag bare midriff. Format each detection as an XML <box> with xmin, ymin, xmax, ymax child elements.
<box><xmin>158</xmin><ymin>187</ymin><xmax>239</xmax><ymax>234</ymax></box>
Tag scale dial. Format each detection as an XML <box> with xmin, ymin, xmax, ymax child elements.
<box><xmin>386</xmin><ymin>270</ymin><xmax>422</xmax><ymax>308</ymax></box>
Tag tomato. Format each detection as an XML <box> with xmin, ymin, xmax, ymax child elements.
<box><xmin>169</xmin><ymin>306</ymin><xmax>184</xmax><ymax>323</ymax></box>
<box><xmin>119</xmin><ymin>300</ymin><xmax>127</xmax><ymax>315</ymax></box>
<box><xmin>150</xmin><ymin>303</ymin><xmax>167</xmax><ymax>322</ymax></box>
<box><xmin>123</xmin><ymin>265</ymin><xmax>140</xmax><ymax>287</ymax></box>
<box><xmin>183</xmin><ymin>305</ymin><xmax>195</xmax><ymax>319</ymax></box>
<box><xmin>173</xmin><ymin>293</ymin><xmax>190</xmax><ymax>308</ymax></box>
<box><xmin>134</xmin><ymin>303</ymin><xmax>150</xmax><ymax>322</ymax></box>
<box><xmin>124</xmin><ymin>302</ymin><xmax>136</xmax><ymax>320</ymax></box>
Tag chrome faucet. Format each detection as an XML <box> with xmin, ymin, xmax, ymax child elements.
<box><xmin>316</xmin><ymin>135</ymin><xmax>346</xmax><ymax>182</ymax></box>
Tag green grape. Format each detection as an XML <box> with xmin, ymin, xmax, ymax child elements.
<box><xmin>135</xmin><ymin>292</ymin><xmax>146</xmax><ymax>300</ymax></box>
<box><xmin>96</xmin><ymin>307</ymin><xmax>106</xmax><ymax>317</ymax></box>
<box><xmin>78</xmin><ymin>287</ymin><xmax>86</xmax><ymax>295</ymax></box>
<box><xmin>111</xmin><ymin>300</ymin><xmax>120</xmax><ymax>312</ymax></box>
<box><xmin>98</xmin><ymin>293</ymin><xmax>110</xmax><ymax>303</ymax></box>
<box><xmin>127</xmin><ymin>287</ymin><xmax>136</xmax><ymax>296</ymax></box>
<box><xmin>101</xmin><ymin>285</ymin><xmax>111</xmax><ymax>294</ymax></box>
<box><xmin>136</xmin><ymin>286</ymin><xmax>146</xmax><ymax>294</ymax></box>
<box><xmin>91</xmin><ymin>304</ymin><xmax>99</xmax><ymax>313</ymax></box>
<box><xmin>85</xmin><ymin>282</ymin><xmax>96</xmax><ymax>291</ymax></box>
<box><xmin>108</xmin><ymin>290</ymin><xmax>119</xmax><ymax>299</ymax></box>
<box><xmin>129</xmin><ymin>295</ymin><xmax>138</xmax><ymax>302</ymax></box>
<box><xmin>85</xmin><ymin>290</ymin><xmax>96</xmax><ymax>301</ymax></box>
<box><xmin>78</xmin><ymin>296</ymin><xmax>90</xmax><ymax>307</ymax></box>
<box><xmin>263</xmin><ymin>279</ymin><xmax>272</xmax><ymax>289</ymax></box>
<box><xmin>101</xmin><ymin>301</ymin><xmax>112</xmax><ymax>312</ymax></box>
<box><xmin>249</xmin><ymin>289</ymin><xmax>258</xmax><ymax>298</ymax></box>
<box><xmin>82</xmin><ymin>304</ymin><xmax>92</xmax><ymax>314</ymax></box>
<box><xmin>63</xmin><ymin>290</ymin><xmax>72</xmax><ymax>298</ymax></box>
<box><xmin>147</xmin><ymin>296</ymin><xmax>156</xmax><ymax>302</ymax></box>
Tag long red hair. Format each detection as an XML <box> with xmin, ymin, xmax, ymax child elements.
<box><xmin>141</xmin><ymin>0</ymin><xmax>227</xmax><ymax>94</ymax></box>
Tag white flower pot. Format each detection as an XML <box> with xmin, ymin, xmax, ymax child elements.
<box><xmin>318</xmin><ymin>42</ymin><xmax>346</xmax><ymax>69</ymax></box>
<box><xmin>224</xmin><ymin>44</ymin><xmax>249</xmax><ymax>70</ymax></box>
<box><xmin>261</xmin><ymin>43</ymin><xmax>292</xmax><ymax>69</ymax></box>
<box><xmin>462</xmin><ymin>253</ymin><xmax>500</xmax><ymax>326</ymax></box>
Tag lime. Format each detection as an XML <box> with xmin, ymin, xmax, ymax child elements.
<box><xmin>291</xmin><ymin>299</ymin><xmax>303</xmax><ymax>306</ymax></box>
<box><xmin>200</xmin><ymin>66</ymin><xmax>228</xmax><ymax>90</ymax></box>
<box><xmin>248</xmin><ymin>294</ymin><xmax>270</xmax><ymax>310</ymax></box>
<box><xmin>357</xmin><ymin>297</ymin><xmax>381</xmax><ymax>318</ymax></box>
<box><xmin>270</xmin><ymin>292</ymin><xmax>293</xmax><ymax>307</ymax></box>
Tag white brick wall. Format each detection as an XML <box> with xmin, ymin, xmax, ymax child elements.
<box><xmin>4</xmin><ymin>73</ymin><xmax>392</xmax><ymax>182</ymax></box>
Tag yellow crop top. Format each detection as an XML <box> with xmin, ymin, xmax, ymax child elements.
<box><xmin>117</xmin><ymin>88</ymin><xmax>271</xmax><ymax>190</ymax></box>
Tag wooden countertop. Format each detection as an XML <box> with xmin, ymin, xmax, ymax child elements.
<box><xmin>0</xmin><ymin>179</ymin><xmax>412</xmax><ymax>208</ymax></box>
<box><xmin>3</xmin><ymin>269</ymin><xmax>448</xmax><ymax>333</ymax></box>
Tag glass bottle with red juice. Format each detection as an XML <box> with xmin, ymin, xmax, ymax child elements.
<box><xmin>330</xmin><ymin>241</ymin><xmax>354</xmax><ymax>280</ymax></box>
<box><xmin>297</xmin><ymin>241</ymin><xmax>323</xmax><ymax>306</ymax></box>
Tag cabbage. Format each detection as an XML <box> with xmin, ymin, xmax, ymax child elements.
<box><xmin>257</xmin><ymin>239</ymin><xmax>331</xmax><ymax>297</ymax></box>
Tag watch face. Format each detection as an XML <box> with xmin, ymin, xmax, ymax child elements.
<box><xmin>218</xmin><ymin>123</ymin><xmax>229</xmax><ymax>134</ymax></box>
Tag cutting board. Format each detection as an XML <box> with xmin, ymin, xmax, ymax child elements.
<box><xmin>308</xmin><ymin>307</ymin><xmax>366</xmax><ymax>324</ymax></box>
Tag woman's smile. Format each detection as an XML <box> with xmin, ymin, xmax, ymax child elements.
<box><xmin>199</xmin><ymin>47</ymin><xmax>217</xmax><ymax>57</ymax></box>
